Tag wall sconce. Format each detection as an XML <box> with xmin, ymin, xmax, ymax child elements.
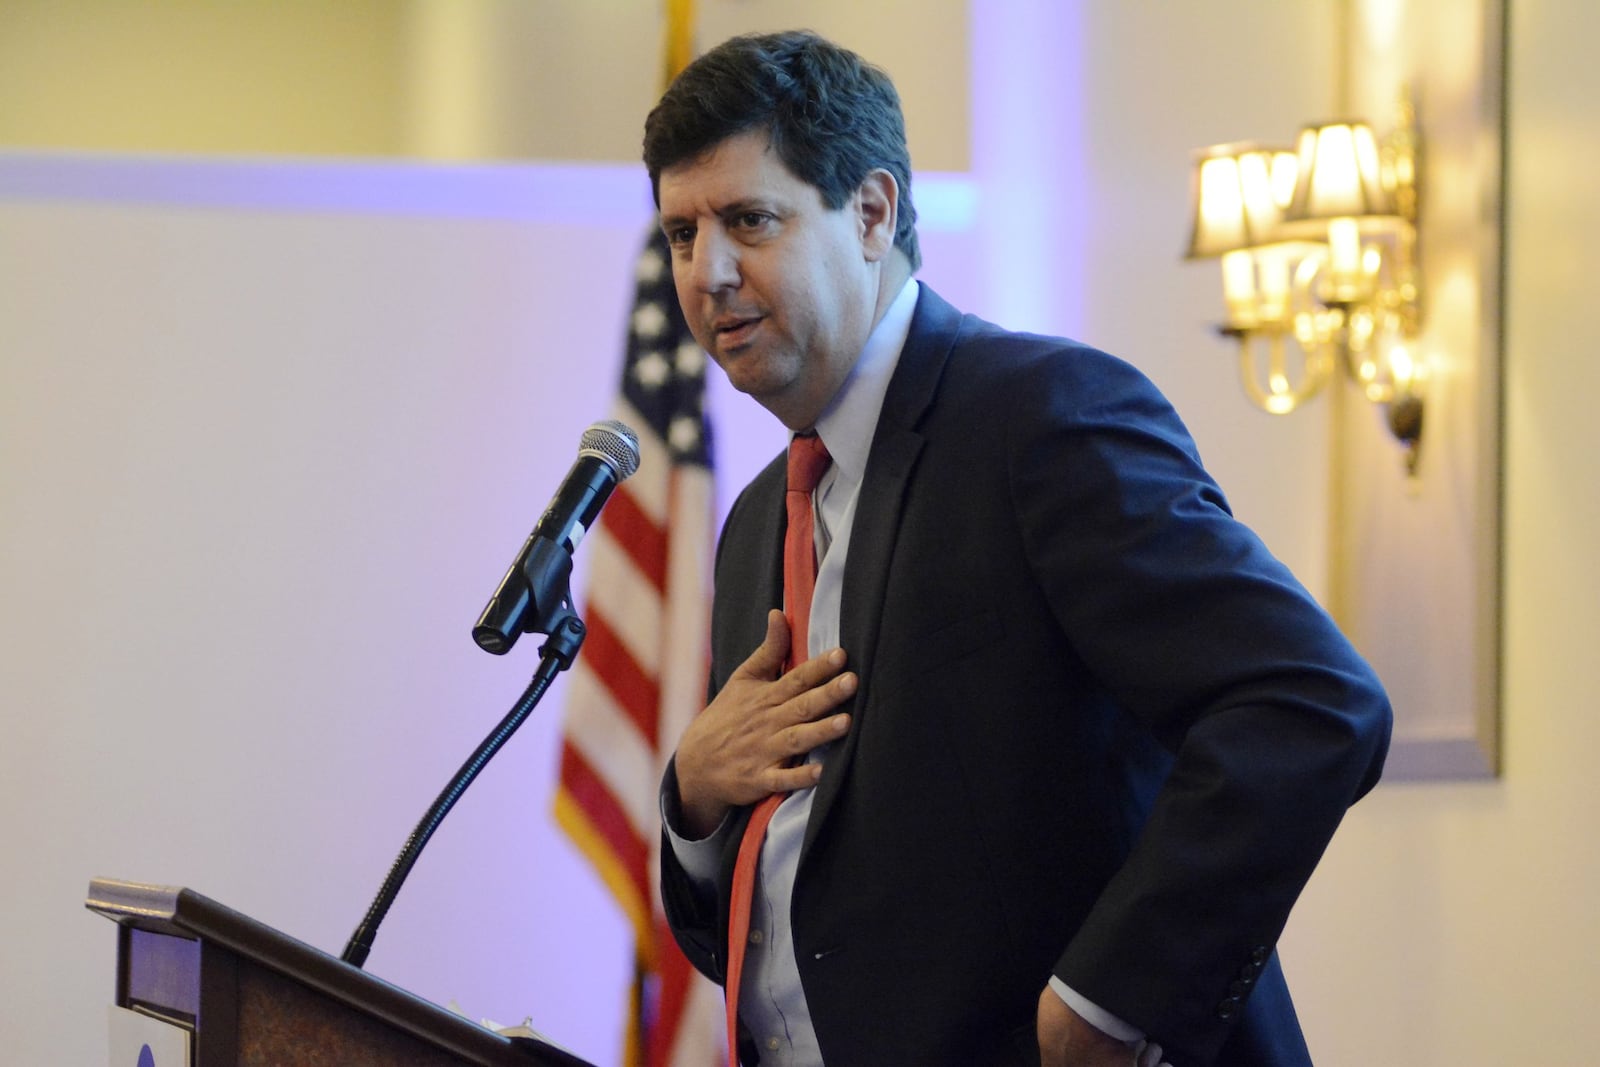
<box><xmin>1185</xmin><ymin>102</ymin><xmax>1423</xmax><ymax>473</ymax></box>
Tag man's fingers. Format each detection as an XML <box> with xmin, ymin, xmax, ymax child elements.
<box><xmin>729</xmin><ymin>614</ymin><xmax>852</xmax><ymax>715</ymax></box>
<box><xmin>784</xmin><ymin>671</ymin><xmax>856</xmax><ymax>727</ymax></box>
<box><xmin>762</xmin><ymin>759</ymin><xmax>827</xmax><ymax>794</ymax></box>
<box><xmin>780</xmin><ymin>712</ymin><xmax>852</xmax><ymax>757</ymax></box>
<box><xmin>774</xmin><ymin>645</ymin><xmax>850</xmax><ymax>701</ymax></box>
<box><xmin>731</xmin><ymin>609</ymin><xmax>791</xmax><ymax>681</ymax></box>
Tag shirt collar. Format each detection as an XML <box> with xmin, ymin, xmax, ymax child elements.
<box><xmin>808</xmin><ymin>278</ymin><xmax>919</xmax><ymax>485</ymax></box>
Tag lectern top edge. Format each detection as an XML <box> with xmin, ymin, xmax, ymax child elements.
<box><xmin>87</xmin><ymin>876</ymin><xmax>186</xmax><ymax>925</ymax></box>
<box><xmin>87</xmin><ymin>876</ymin><xmax>594</xmax><ymax>1067</ymax></box>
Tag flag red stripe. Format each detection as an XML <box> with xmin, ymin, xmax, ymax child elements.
<box><xmin>601</xmin><ymin>485</ymin><xmax>669</xmax><ymax>593</ymax></box>
<box><xmin>646</xmin><ymin>913</ymin><xmax>696</xmax><ymax>1066</ymax></box>
<box><xmin>558</xmin><ymin>744</ymin><xmax>651</xmax><ymax>905</ymax></box>
<box><xmin>582</xmin><ymin>609</ymin><xmax>662</xmax><ymax>747</ymax></box>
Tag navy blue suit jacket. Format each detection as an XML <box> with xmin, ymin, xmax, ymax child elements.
<box><xmin>661</xmin><ymin>285</ymin><xmax>1391</xmax><ymax>1066</ymax></box>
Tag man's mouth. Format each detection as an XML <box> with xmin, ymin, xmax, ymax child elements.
<box><xmin>713</xmin><ymin>314</ymin><xmax>762</xmax><ymax>349</ymax></box>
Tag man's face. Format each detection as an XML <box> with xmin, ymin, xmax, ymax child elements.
<box><xmin>658</xmin><ymin>129</ymin><xmax>883</xmax><ymax>430</ymax></box>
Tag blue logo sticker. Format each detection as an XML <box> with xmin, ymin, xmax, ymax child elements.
<box><xmin>137</xmin><ymin>1044</ymin><xmax>156</xmax><ymax>1067</ymax></box>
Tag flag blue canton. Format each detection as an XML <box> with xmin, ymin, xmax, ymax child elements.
<box><xmin>623</xmin><ymin>228</ymin><xmax>712</xmax><ymax>469</ymax></box>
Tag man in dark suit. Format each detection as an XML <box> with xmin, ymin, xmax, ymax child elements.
<box><xmin>645</xmin><ymin>30</ymin><xmax>1392</xmax><ymax>1067</ymax></box>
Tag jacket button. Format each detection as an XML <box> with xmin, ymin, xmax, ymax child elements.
<box><xmin>1216</xmin><ymin>995</ymin><xmax>1242</xmax><ymax>1020</ymax></box>
<box><xmin>1250</xmin><ymin>945</ymin><xmax>1270</xmax><ymax>964</ymax></box>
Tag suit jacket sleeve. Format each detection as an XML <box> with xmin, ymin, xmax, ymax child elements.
<box><xmin>997</xmin><ymin>343</ymin><xmax>1391</xmax><ymax>1059</ymax></box>
<box><xmin>658</xmin><ymin>756</ymin><xmax>741</xmax><ymax>985</ymax></box>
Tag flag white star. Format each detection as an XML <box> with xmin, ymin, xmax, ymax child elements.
<box><xmin>634</xmin><ymin>350</ymin><xmax>671</xmax><ymax>389</ymax></box>
<box><xmin>675</xmin><ymin>339</ymin><xmax>706</xmax><ymax>376</ymax></box>
<box><xmin>633</xmin><ymin>301</ymin><xmax>668</xmax><ymax>340</ymax></box>
<box><xmin>635</xmin><ymin>246</ymin><xmax>666</xmax><ymax>284</ymax></box>
<box><xmin>669</xmin><ymin>414</ymin><xmax>702</xmax><ymax>454</ymax></box>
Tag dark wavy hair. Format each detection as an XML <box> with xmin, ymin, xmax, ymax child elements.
<box><xmin>643</xmin><ymin>30</ymin><xmax>921</xmax><ymax>271</ymax></box>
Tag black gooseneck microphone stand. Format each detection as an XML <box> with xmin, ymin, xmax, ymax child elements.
<box><xmin>339</xmin><ymin>419</ymin><xmax>638</xmax><ymax>970</ymax></box>
<box><xmin>339</xmin><ymin>537</ymin><xmax>586</xmax><ymax>969</ymax></box>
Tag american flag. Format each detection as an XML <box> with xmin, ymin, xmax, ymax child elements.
<box><xmin>554</xmin><ymin>227</ymin><xmax>725</xmax><ymax>1067</ymax></box>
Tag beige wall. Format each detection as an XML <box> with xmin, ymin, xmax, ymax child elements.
<box><xmin>1282</xmin><ymin>1</ymin><xmax>1600</xmax><ymax>1062</ymax></box>
<box><xmin>0</xmin><ymin>0</ymin><xmax>407</xmax><ymax>157</ymax></box>
<box><xmin>0</xmin><ymin>0</ymin><xmax>970</xmax><ymax>169</ymax></box>
<box><xmin>3</xmin><ymin>1</ymin><xmax>1598</xmax><ymax>1063</ymax></box>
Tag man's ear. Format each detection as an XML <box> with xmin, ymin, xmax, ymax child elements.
<box><xmin>856</xmin><ymin>169</ymin><xmax>899</xmax><ymax>262</ymax></box>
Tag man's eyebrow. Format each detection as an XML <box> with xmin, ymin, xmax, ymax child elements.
<box><xmin>659</xmin><ymin>199</ymin><xmax>777</xmax><ymax>232</ymax></box>
<box><xmin>718</xmin><ymin>198</ymin><xmax>780</xmax><ymax>218</ymax></box>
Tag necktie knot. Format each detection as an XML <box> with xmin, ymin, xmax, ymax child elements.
<box><xmin>787</xmin><ymin>433</ymin><xmax>832</xmax><ymax>495</ymax></box>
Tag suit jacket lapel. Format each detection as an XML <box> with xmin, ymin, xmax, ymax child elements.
<box><xmin>713</xmin><ymin>454</ymin><xmax>787</xmax><ymax>690</ymax></box>
<box><xmin>801</xmin><ymin>285</ymin><xmax>965</xmax><ymax>857</ymax></box>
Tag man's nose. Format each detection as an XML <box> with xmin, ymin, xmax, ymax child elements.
<box><xmin>690</xmin><ymin>229</ymin><xmax>740</xmax><ymax>293</ymax></box>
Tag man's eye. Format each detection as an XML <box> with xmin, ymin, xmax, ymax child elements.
<box><xmin>665</xmin><ymin>226</ymin><xmax>695</xmax><ymax>247</ymax></box>
<box><xmin>736</xmin><ymin>212</ymin><xmax>772</xmax><ymax>230</ymax></box>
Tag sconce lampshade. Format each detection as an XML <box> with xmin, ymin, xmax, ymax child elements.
<box><xmin>1180</xmin><ymin>104</ymin><xmax>1426</xmax><ymax>465</ymax></box>
<box><xmin>1284</xmin><ymin>121</ymin><xmax>1394</xmax><ymax>223</ymax></box>
<box><xmin>1185</xmin><ymin>143</ymin><xmax>1298</xmax><ymax>259</ymax></box>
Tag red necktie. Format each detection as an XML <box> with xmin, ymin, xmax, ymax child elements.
<box><xmin>724</xmin><ymin>432</ymin><xmax>832</xmax><ymax>1064</ymax></box>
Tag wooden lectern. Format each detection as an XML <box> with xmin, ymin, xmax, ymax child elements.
<box><xmin>87</xmin><ymin>878</ymin><xmax>595</xmax><ymax>1066</ymax></box>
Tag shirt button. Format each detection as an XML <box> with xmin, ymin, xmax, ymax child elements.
<box><xmin>766</xmin><ymin>1037</ymin><xmax>781</xmax><ymax>1051</ymax></box>
<box><xmin>749</xmin><ymin>929</ymin><xmax>764</xmax><ymax>944</ymax></box>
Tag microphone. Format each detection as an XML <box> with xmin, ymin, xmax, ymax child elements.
<box><xmin>472</xmin><ymin>419</ymin><xmax>641</xmax><ymax>655</ymax></box>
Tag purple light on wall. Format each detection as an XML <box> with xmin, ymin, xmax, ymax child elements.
<box><xmin>967</xmin><ymin>1</ymin><xmax>1090</xmax><ymax>336</ymax></box>
<box><xmin>0</xmin><ymin>150</ymin><xmax>658</xmax><ymax>222</ymax></box>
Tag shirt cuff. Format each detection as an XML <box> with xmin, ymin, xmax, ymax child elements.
<box><xmin>1049</xmin><ymin>977</ymin><xmax>1144</xmax><ymax>1044</ymax></box>
<box><xmin>660</xmin><ymin>761</ymin><xmax>733</xmax><ymax>888</ymax></box>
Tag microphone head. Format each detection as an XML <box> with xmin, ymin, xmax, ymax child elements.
<box><xmin>579</xmin><ymin>419</ymin><xmax>642</xmax><ymax>480</ymax></box>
